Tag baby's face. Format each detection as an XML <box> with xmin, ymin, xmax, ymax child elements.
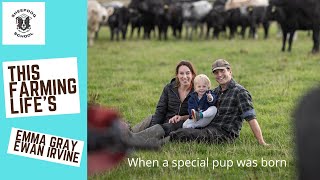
<box><xmin>195</xmin><ymin>80</ymin><xmax>209</xmax><ymax>97</ymax></box>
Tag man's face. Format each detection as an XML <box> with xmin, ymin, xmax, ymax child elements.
<box><xmin>213</xmin><ymin>68</ymin><xmax>232</xmax><ymax>86</ymax></box>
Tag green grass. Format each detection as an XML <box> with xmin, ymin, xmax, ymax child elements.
<box><xmin>88</xmin><ymin>24</ymin><xmax>320</xmax><ymax>179</ymax></box>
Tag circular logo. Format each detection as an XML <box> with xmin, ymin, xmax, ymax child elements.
<box><xmin>12</xmin><ymin>9</ymin><xmax>36</xmax><ymax>37</ymax></box>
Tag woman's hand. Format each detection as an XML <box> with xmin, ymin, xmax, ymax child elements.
<box><xmin>169</xmin><ymin>115</ymin><xmax>182</xmax><ymax>123</ymax></box>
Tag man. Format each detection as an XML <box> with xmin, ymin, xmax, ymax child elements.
<box><xmin>170</xmin><ymin>59</ymin><xmax>268</xmax><ymax>145</ymax></box>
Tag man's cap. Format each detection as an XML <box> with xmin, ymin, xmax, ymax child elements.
<box><xmin>212</xmin><ymin>59</ymin><xmax>231</xmax><ymax>72</ymax></box>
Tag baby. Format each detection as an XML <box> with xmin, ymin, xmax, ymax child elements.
<box><xmin>183</xmin><ymin>74</ymin><xmax>218</xmax><ymax>129</ymax></box>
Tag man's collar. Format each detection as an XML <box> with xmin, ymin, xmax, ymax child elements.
<box><xmin>218</xmin><ymin>78</ymin><xmax>236</xmax><ymax>92</ymax></box>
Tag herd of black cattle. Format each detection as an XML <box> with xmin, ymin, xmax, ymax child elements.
<box><xmin>102</xmin><ymin>0</ymin><xmax>320</xmax><ymax>53</ymax></box>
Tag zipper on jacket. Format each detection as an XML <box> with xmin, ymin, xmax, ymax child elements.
<box><xmin>171</xmin><ymin>88</ymin><xmax>183</xmax><ymax>116</ymax></box>
<box><xmin>177</xmin><ymin>103</ymin><xmax>182</xmax><ymax>115</ymax></box>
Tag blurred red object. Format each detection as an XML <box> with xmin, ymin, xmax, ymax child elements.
<box><xmin>87</xmin><ymin>104</ymin><xmax>161</xmax><ymax>176</ymax></box>
<box><xmin>87</xmin><ymin>105</ymin><xmax>126</xmax><ymax>176</ymax></box>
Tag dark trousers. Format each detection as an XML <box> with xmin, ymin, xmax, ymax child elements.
<box><xmin>131</xmin><ymin>115</ymin><xmax>185</xmax><ymax>136</ymax></box>
<box><xmin>161</xmin><ymin>121</ymin><xmax>184</xmax><ymax>136</ymax></box>
<box><xmin>169</xmin><ymin>126</ymin><xmax>232</xmax><ymax>143</ymax></box>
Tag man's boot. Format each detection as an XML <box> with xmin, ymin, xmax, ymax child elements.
<box><xmin>131</xmin><ymin>115</ymin><xmax>152</xmax><ymax>133</ymax></box>
<box><xmin>159</xmin><ymin>136</ymin><xmax>170</xmax><ymax>146</ymax></box>
<box><xmin>120</xmin><ymin>124</ymin><xmax>167</xmax><ymax>150</ymax></box>
<box><xmin>120</xmin><ymin>124</ymin><xmax>162</xmax><ymax>150</ymax></box>
<box><xmin>122</xmin><ymin>132</ymin><xmax>162</xmax><ymax>150</ymax></box>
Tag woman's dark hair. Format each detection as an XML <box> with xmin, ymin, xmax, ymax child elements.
<box><xmin>175</xmin><ymin>60</ymin><xmax>196</xmax><ymax>89</ymax></box>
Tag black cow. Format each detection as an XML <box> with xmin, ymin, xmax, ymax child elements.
<box><xmin>208</xmin><ymin>0</ymin><xmax>251</xmax><ymax>40</ymax></box>
<box><xmin>226</xmin><ymin>7</ymin><xmax>251</xmax><ymax>39</ymax></box>
<box><xmin>207</xmin><ymin>0</ymin><xmax>269</xmax><ymax>40</ymax></box>
<box><xmin>168</xmin><ymin>2</ymin><xmax>183</xmax><ymax>39</ymax></box>
<box><xmin>247</xmin><ymin>6</ymin><xmax>270</xmax><ymax>39</ymax></box>
<box><xmin>155</xmin><ymin>3</ymin><xmax>171</xmax><ymax>40</ymax></box>
<box><xmin>128</xmin><ymin>9</ymin><xmax>142</xmax><ymax>39</ymax></box>
<box><xmin>156</xmin><ymin>1</ymin><xmax>185</xmax><ymax>40</ymax></box>
<box><xmin>267</xmin><ymin>0</ymin><xmax>320</xmax><ymax>53</ymax></box>
<box><xmin>108</xmin><ymin>7</ymin><xmax>130</xmax><ymax>41</ymax></box>
<box><xmin>129</xmin><ymin>0</ymin><xmax>158</xmax><ymax>39</ymax></box>
<box><xmin>206</xmin><ymin>0</ymin><xmax>228</xmax><ymax>39</ymax></box>
<box><xmin>129</xmin><ymin>0</ymin><xmax>173</xmax><ymax>40</ymax></box>
<box><xmin>226</xmin><ymin>6</ymin><xmax>269</xmax><ymax>40</ymax></box>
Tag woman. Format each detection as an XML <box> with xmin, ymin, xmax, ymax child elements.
<box><xmin>131</xmin><ymin>60</ymin><xmax>196</xmax><ymax>139</ymax></box>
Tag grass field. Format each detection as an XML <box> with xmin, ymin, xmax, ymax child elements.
<box><xmin>88</xmin><ymin>25</ymin><xmax>320</xmax><ymax>179</ymax></box>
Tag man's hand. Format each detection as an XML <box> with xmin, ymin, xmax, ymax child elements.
<box><xmin>258</xmin><ymin>140</ymin><xmax>270</xmax><ymax>146</ymax></box>
<box><xmin>248</xmin><ymin>119</ymin><xmax>269</xmax><ymax>146</ymax></box>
